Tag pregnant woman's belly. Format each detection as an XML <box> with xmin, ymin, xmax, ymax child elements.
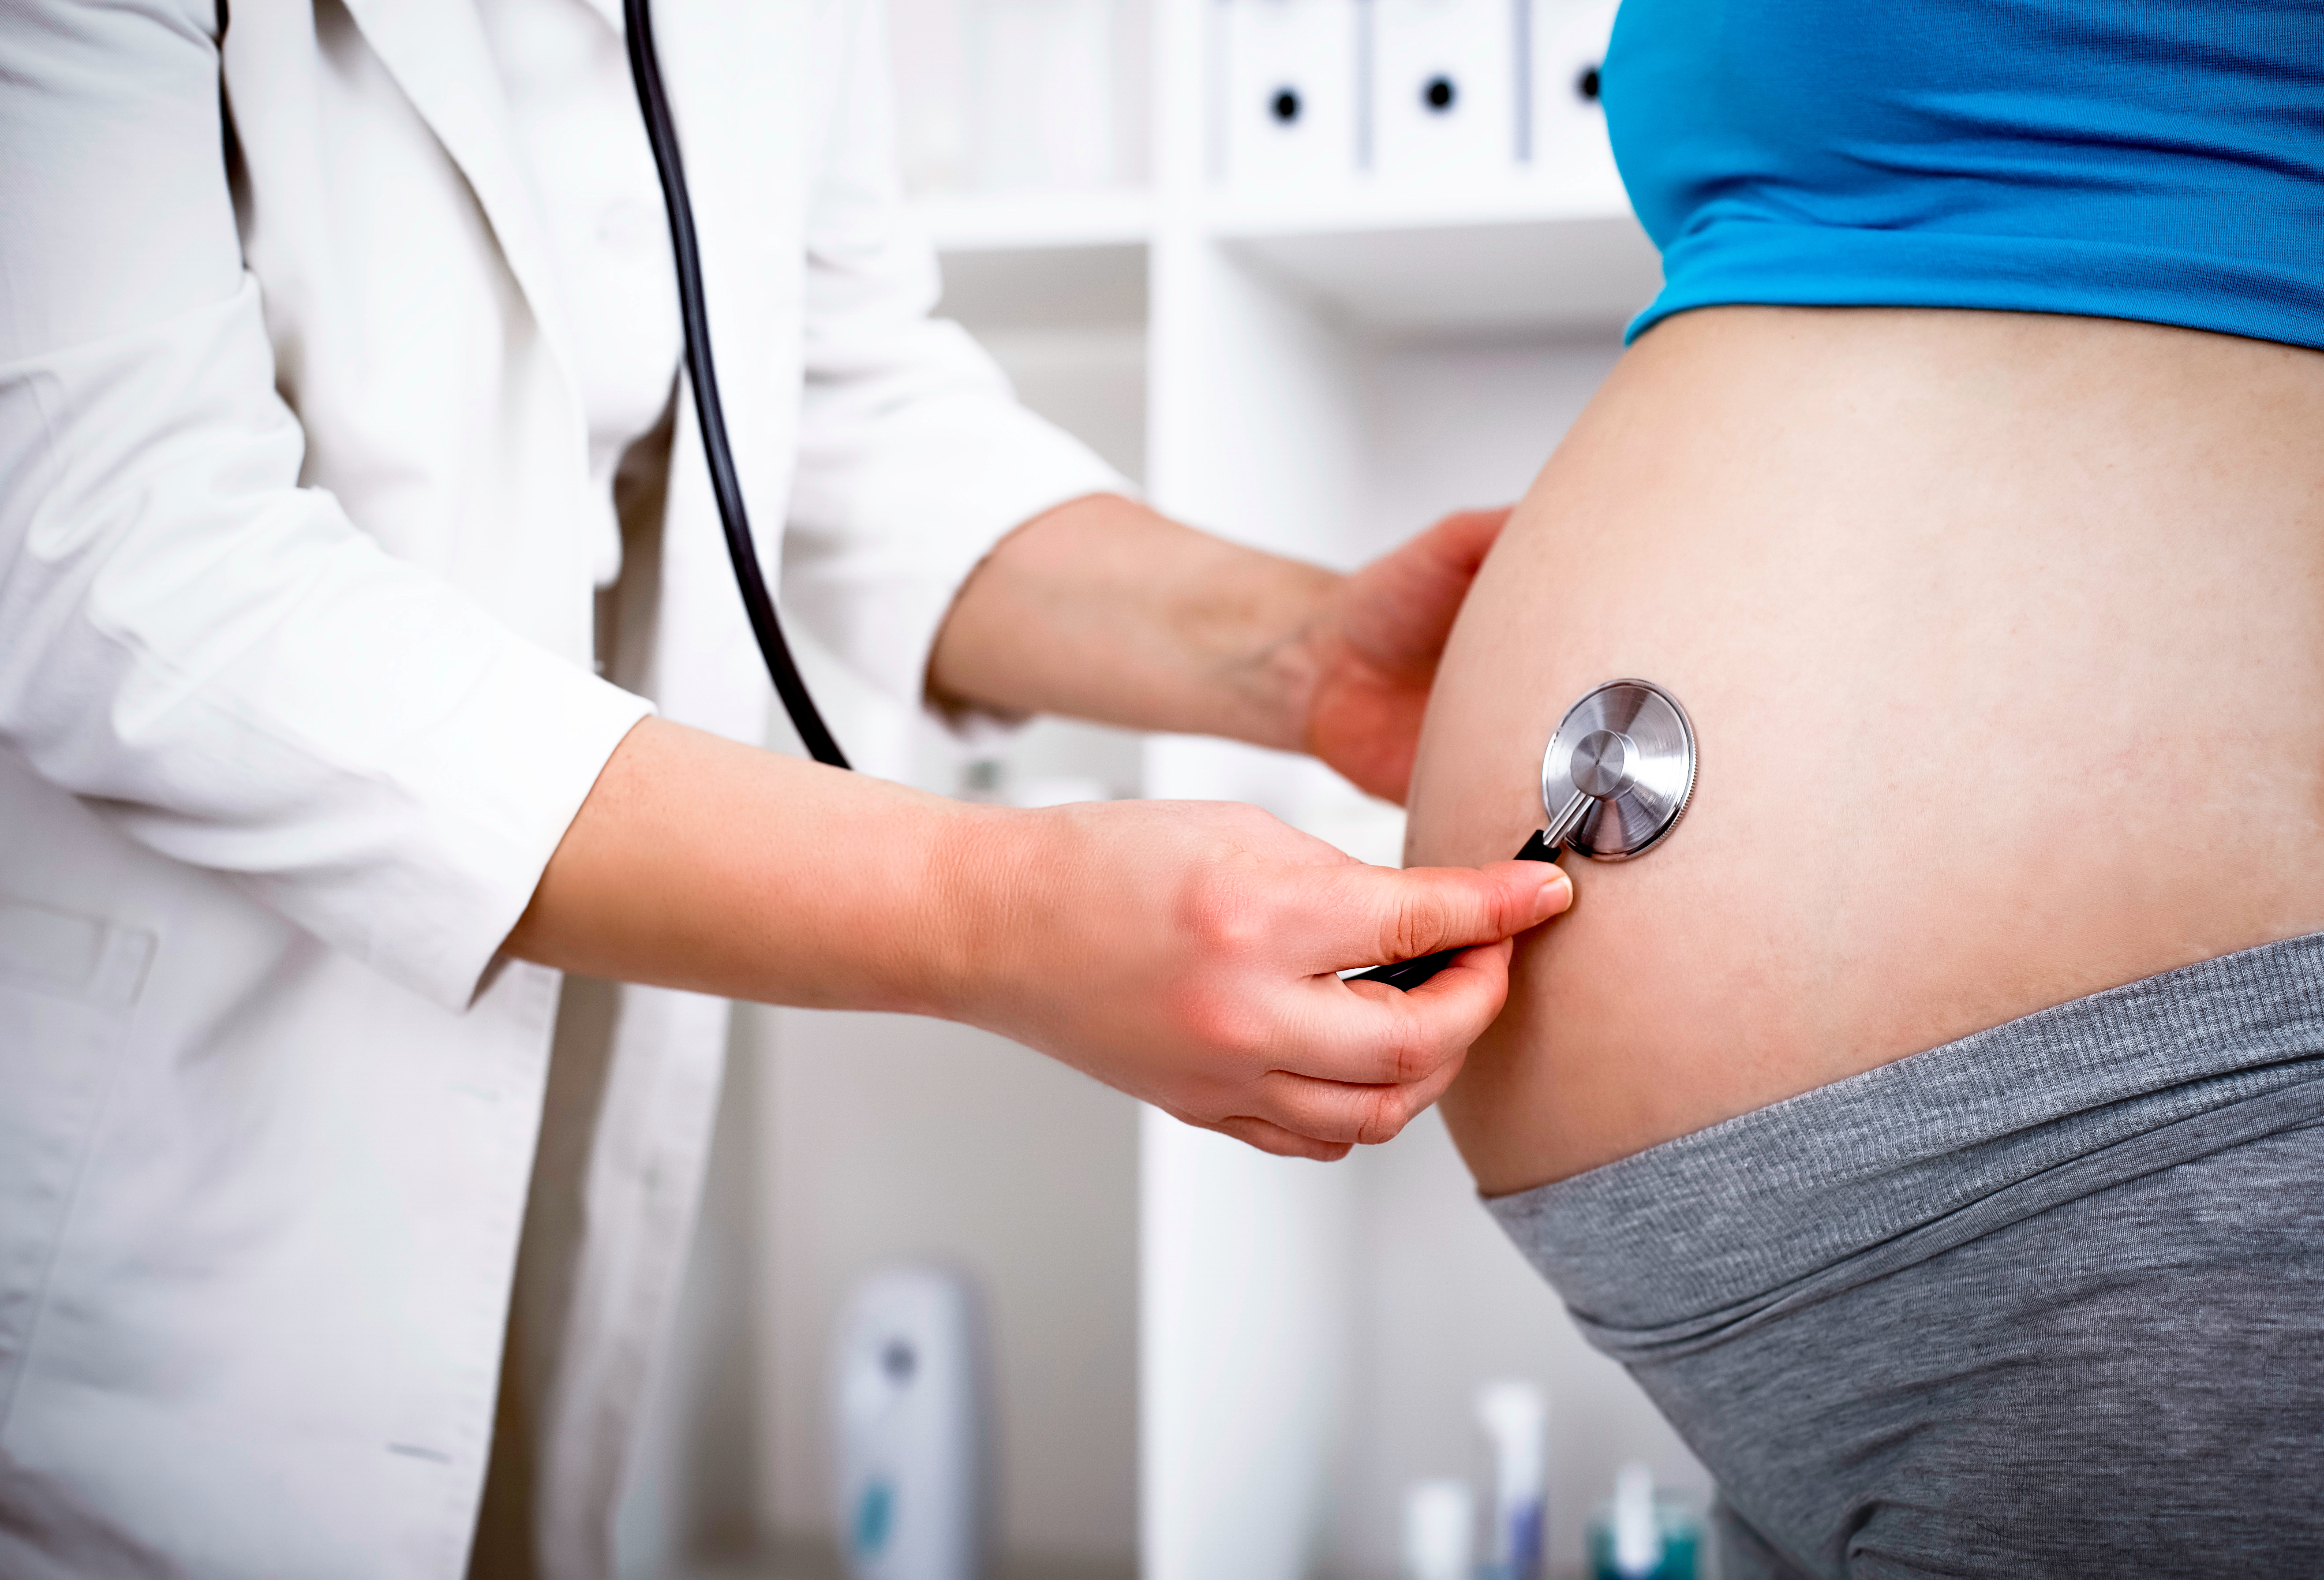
<box><xmin>1408</xmin><ymin>306</ymin><xmax>2324</xmax><ymax>1194</ymax></box>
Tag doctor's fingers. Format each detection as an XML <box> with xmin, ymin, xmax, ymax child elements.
<box><xmin>1243</xmin><ymin>1026</ymin><xmax>1477</xmax><ymax>1149</ymax></box>
<box><xmin>1209</xmin><ymin>1115</ymin><xmax>1355</xmax><ymax>1163</ymax></box>
<box><xmin>1313</xmin><ymin>859</ymin><xmax>1571</xmax><ymax>976</ymax></box>
<box><xmin>1164</xmin><ymin>950</ymin><xmax>1499</xmax><ymax>1152</ymax></box>
<box><xmin>1257</xmin><ymin>935</ymin><xmax>1513</xmax><ymax>1091</ymax></box>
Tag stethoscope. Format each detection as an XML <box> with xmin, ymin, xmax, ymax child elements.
<box><xmin>624</xmin><ymin>5</ymin><xmax>1699</xmax><ymax>983</ymax></box>
<box><xmin>1349</xmin><ymin>679</ymin><xmax>1697</xmax><ymax>990</ymax></box>
<box><xmin>626</xmin><ymin>0</ymin><xmax>852</xmax><ymax>769</ymax></box>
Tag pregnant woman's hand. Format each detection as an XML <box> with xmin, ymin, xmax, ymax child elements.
<box><xmin>1299</xmin><ymin>507</ymin><xmax>1512</xmax><ymax>804</ymax></box>
<box><xmin>945</xmin><ymin>796</ymin><xmax>1570</xmax><ymax>1159</ymax></box>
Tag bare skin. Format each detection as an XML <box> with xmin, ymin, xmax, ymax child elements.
<box><xmin>1409</xmin><ymin>306</ymin><xmax>2324</xmax><ymax>1194</ymax></box>
<box><xmin>508</xmin><ymin>495</ymin><xmax>1572</xmax><ymax>1161</ymax></box>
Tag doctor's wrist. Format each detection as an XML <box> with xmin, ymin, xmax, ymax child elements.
<box><xmin>902</xmin><ymin>802</ymin><xmax>1015</xmax><ymax>1020</ymax></box>
<box><xmin>1215</xmin><ymin>579</ymin><xmax>1340</xmax><ymax>757</ymax></box>
<box><xmin>927</xmin><ymin>493</ymin><xmax>1348</xmax><ymax>751</ymax></box>
<box><xmin>916</xmin><ymin>798</ymin><xmax>1163</xmax><ymax>1038</ymax></box>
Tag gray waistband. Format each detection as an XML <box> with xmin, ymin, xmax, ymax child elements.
<box><xmin>1485</xmin><ymin>932</ymin><xmax>2324</xmax><ymax>1339</ymax></box>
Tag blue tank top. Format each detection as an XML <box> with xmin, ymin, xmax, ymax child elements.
<box><xmin>1605</xmin><ymin>0</ymin><xmax>2324</xmax><ymax>350</ymax></box>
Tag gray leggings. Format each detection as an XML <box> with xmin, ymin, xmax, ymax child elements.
<box><xmin>1485</xmin><ymin>934</ymin><xmax>2324</xmax><ymax>1578</ymax></box>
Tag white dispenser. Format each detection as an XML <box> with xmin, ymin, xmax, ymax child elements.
<box><xmin>1223</xmin><ymin>0</ymin><xmax>1360</xmax><ymax>190</ymax></box>
<box><xmin>831</xmin><ymin>1266</ymin><xmax>992</xmax><ymax>1580</ymax></box>
<box><xmin>1370</xmin><ymin>0</ymin><xmax>1517</xmax><ymax>183</ymax></box>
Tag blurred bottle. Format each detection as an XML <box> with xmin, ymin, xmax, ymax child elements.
<box><xmin>1586</xmin><ymin>1462</ymin><xmax>1701</xmax><ymax>1580</ymax></box>
<box><xmin>1474</xmin><ymin>1380</ymin><xmax>1548</xmax><ymax>1580</ymax></box>
<box><xmin>831</xmin><ymin>1266</ymin><xmax>993</xmax><ymax>1580</ymax></box>
<box><xmin>1401</xmin><ymin>1478</ymin><xmax>1477</xmax><ymax>1580</ymax></box>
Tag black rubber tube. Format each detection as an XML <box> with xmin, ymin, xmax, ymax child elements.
<box><xmin>625</xmin><ymin>0</ymin><xmax>851</xmax><ymax>769</ymax></box>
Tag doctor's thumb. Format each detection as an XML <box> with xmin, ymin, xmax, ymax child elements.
<box><xmin>1329</xmin><ymin>858</ymin><xmax>1572</xmax><ymax>971</ymax></box>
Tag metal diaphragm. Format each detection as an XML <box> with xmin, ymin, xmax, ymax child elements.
<box><xmin>1539</xmin><ymin>679</ymin><xmax>1697</xmax><ymax>860</ymax></box>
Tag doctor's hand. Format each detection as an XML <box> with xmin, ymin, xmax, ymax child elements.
<box><xmin>944</xmin><ymin>797</ymin><xmax>1569</xmax><ymax>1159</ymax></box>
<box><xmin>1295</xmin><ymin>506</ymin><xmax>1511</xmax><ymax>803</ymax></box>
<box><xmin>930</xmin><ymin>496</ymin><xmax>1511</xmax><ymax>807</ymax></box>
<box><xmin>507</xmin><ymin>721</ymin><xmax>1571</xmax><ymax>1162</ymax></box>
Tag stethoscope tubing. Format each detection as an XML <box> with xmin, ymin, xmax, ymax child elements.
<box><xmin>625</xmin><ymin>0</ymin><xmax>852</xmax><ymax>769</ymax></box>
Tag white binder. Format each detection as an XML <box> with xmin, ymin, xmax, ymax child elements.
<box><xmin>969</xmin><ymin>0</ymin><xmax>1119</xmax><ymax>190</ymax></box>
<box><xmin>1223</xmin><ymin>0</ymin><xmax>1361</xmax><ymax>190</ymax></box>
<box><xmin>1370</xmin><ymin>0</ymin><xmax>1518</xmax><ymax>184</ymax></box>
<box><xmin>1530</xmin><ymin>0</ymin><xmax>1621</xmax><ymax>177</ymax></box>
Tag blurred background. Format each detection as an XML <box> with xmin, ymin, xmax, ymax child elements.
<box><xmin>614</xmin><ymin>2</ymin><xmax>1711</xmax><ymax>1577</ymax></box>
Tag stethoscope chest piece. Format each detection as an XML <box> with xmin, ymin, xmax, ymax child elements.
<box><xmin>1539</xmin><ymin>678</ymin><xmax>1696</xmax><ymax>861</ymax></box>
<box><xmin>1351</xmin><ymin>676</ymin><xmax>1695</xmax><ymax>989</ymax></box>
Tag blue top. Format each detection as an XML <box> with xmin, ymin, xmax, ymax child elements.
<box><xmin>1605</xmin><ymin>0</ymin><xmax>2324</xmax><ymax>349</ymax></box>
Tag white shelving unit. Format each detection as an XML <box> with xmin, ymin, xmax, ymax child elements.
<box><xmin>709</xmin><ymin>4</ymin><xmax>1714</xmax><ymax>1580</ymax></box>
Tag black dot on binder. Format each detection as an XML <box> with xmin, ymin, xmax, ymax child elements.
<box><xmin>1424</xmin><ymin>76</ymin><xmax>1456</xmax><ymax>112</ymax></box>
<box><xmin>1272</xmin><ymin>87</ymin><xmax>1301</xmax><ymax>123</ymax></box>
<box><xmin>1577</xmin><ymin>66</ymin><xmax>1602</xmax><ymax>101</ymax></box>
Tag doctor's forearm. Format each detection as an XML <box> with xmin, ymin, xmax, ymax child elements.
<box><xmin>927</xmin><ymin>493</ymin><xmax>1339</xmax><ymax>752</ymax></box>
<box><xmin>503</xmin><ymin>717</ymin><xmax>989</xmax><ymax>1012</ymax></box>
<box><xmin>502</xmin><ymin>715</ymin><xmax>1571</xmax><ymax>1159</ymax></box>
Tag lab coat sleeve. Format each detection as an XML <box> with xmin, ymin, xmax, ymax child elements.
<box><xmin>780</xmin><ymin>0</ymin><xmax>1134</xmax><ymax>711</ymax></box>
<box><xmin>0</xmin><ymin>1</ymin><xmax>652</xmax><ymax>1011</ymax></box>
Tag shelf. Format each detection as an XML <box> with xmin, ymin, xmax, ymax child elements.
<box><xmin>913</xmin><ymin>182</ymin><xmax>1660</xmax><ymax>340</ymax></box>
<box><xmin>914</xmin><ymin>190</ymin><xmax>1150</xmax><ymax>331</ymax></box>
<box><xmin>1199</xmin><ymin>161</ymin><xmax>1632</xmax><ymax>239</ymax></box>
<box><xmin>1218</xmin><ymin>201</ymin><xmax>1660</xmax><ymax>340</ymax></box>
<box><xmin>911</xmin><ymin>172</ymin><xmax>1638</xmax><ymax>253</ymax></box>
<box><xmin>911</xmin><ymin>188</ymin><xmax>1155</xmax><ymax>253</ymax></box>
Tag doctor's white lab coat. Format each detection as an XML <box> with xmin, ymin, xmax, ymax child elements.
<box><xmin>0</xmin><ymin>2</ymin><xmax>1122</xmax><ymax>1575</ymax></box>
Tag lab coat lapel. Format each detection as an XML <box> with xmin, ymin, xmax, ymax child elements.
<box><xmin>338</xmin><ymin>0</ymin><xmax>589</xmax><ymax>418</ymax></box>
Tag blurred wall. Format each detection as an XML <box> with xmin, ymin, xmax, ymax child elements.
<box><xmin>751</xmin><ymin>1006</ymin><xmax>1143</xmax><ymax>1574</ymax></box>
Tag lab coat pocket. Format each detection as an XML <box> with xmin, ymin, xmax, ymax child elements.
<box><xmin>0</xmin><ymin>897</ymin><xmax>153</xmax><ymax>1426</ymax></box>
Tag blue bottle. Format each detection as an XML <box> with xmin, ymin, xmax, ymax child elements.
<box><xmin>1585</xmin><ymin>1463</ymin><xmax>1699</xmax><ymax>1580</ymax></box>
